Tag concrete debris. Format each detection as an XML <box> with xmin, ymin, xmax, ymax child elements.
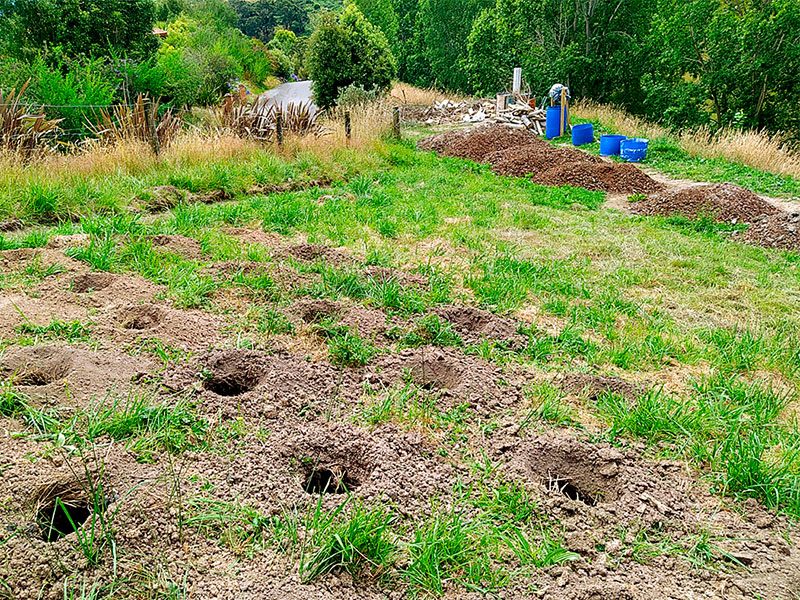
<box><xmin>402</xmin><ymin>99</ymin><xmax>547</xmax><ymax>133</ymax></box>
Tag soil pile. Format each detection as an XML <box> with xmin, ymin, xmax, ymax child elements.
<box><xmin>631</xmin><ymin>183</ymin><xmax>781</xmax><ymax>224</ymax></box>
<box><xmin>738</xmin><ymin>211</ymin><xmax>800</xmax><ymax>251</ymax></box>
<box><xmin>418</xmin><ymin>126</ymin><xmax>662</xmax><ymax>194</ymax></box>
<box><xmin>488</xmin><ymin>142</ymin><xmax>662</xmax><ymax>194</ymax></box>
<box><xmin>417</xmin><ymin>126</ymin><xmax>538</xmax><ymax>162</ymax></box>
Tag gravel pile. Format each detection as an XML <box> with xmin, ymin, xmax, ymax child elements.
<box><xmin>631</xmin><ymin>183</ymin><xmax>781</xmax><ymax>224</ymax></box>
<box><xmin>738</xmin><ymin>211</ymin><xmax>800</xmax><ymax>250</ymax></box>
<box><xmin>417</xmin><ymin>126</ymin><xmax>662</xmax><ymax>194</ymax></box>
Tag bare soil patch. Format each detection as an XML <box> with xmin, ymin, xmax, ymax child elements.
<box><xmin>286</xmin><ymin>243</ymin><xmax>353</xmax><ymax>265</ymax></box>
<box><xmin>433</xmin><ymin>304</ymin><xmax>525</xmax><ymax>346</ymax></box>
<box><xmin>150</xmin><ymin>234</ymin><xmax>205</xmax><ymax>259</ymax></box>
<box><xmin>368</xmin><ymin>346</ymin><xmax>523</xmax><ymax>415</ymax></box>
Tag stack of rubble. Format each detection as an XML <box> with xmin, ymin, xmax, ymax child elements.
<box><xmin>403</xmin><ymin>98</ymin><xmax>547</xmax><ymax>132</ymax></box>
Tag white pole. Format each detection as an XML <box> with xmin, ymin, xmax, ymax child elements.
<box><xmin>512</xmin><ymin>68</ymin><xmax>522</xmax><ymax>95</ymax></box>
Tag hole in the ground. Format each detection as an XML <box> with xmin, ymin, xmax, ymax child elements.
<box><xmin>203</xmin><ymin>374</ymin><xmax>259</xmax><ymax>397</ymax></box>
<box><xmin>37</xmin><ymin>498</ymin><xmax>92</xmax><ymax>542</ymax></box>
<box><xmin>304</xmin><ymin>467</ymin><xmax>358</xmax><ymax>494</ymax></box>
<box><xmin>16</xmin><ymin>370</ymin><xmax>51</xmax><ymax>386</ymax></box>
<box><xmin>119</xmin><ymin>306</ymin><xmax>162</xmax><ymax>330</ymax></box>
<box><xmin>548</xmin><ymin>477</ymin><xmax>597</xmax><ymax>506</ymax></box>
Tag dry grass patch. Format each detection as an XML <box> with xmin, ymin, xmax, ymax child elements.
<box><xmin>574</xmin><ymin>100</ymin><xmax>800</xmax><ymax>179</ymax></box>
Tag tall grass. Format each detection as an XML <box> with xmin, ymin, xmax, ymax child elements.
<box><xmin>574</xmin><ymin>100</ymin><xmax>800</xmax><ymax>180</ymax></box>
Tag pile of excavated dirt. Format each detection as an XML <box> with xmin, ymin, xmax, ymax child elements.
<box><xmin>631</xmin><ymin>183</ymin><xmax>781</xmax><ymax>224</ymax></box>
<box><xmin>487</xmin><ymin>141</ymin><xmax>663</xmax><ymax>194</ymax></box>
<box><xmin>738</xmin><ymin>211</ymin><xmax>800</xmax><ymax>251</ymax></box>
<box><xmin>417</xmin><ymin>126</ymin><xmax>539</xmax><ymax>163</ymax></box>
<box><xmin>418</xmin><ymin>126</ymin><xmax>663</xmax><ymax>194</ymax></box>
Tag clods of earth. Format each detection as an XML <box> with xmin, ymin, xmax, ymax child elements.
<box><xmin>1</xmin><ymin>234</ymin><xmax>799</xmax><ymax>600</ymax></box>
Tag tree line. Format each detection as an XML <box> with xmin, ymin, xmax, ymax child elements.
<box><xmin>1</xmin><ymin>0</ymin><xmax>798</xmax><ymax>138</ymax></box>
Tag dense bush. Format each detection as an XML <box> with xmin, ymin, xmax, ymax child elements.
<box><xmin>230</xmin><ymin>0</ymin><xmax>310</xmax><ymax>39</ymax></box>
<box><xmin>0</xmin><ymin>0</ymin><xmax>158</xmax><ymax>59</ymax></box>
<box><xmin>305</xmin><ymin>2</ymin><xmax>396</xmax><ymax>108</ymax></box>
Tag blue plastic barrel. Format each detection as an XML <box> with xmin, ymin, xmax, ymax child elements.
<box><xmin>599</xmin><ymin>134</ymin><xmax>627</xmax><ymax>156</ymax></box>
<box><xmin>545</xmin><ymin>105</ymin><xmax>569</xmax><ymax>139</ymax></box>
<box><xmin>572</xmin><ymin>123</ymin><xmax>593</xmax><ymax>146</ymax></box>
<box><xmin>620</xmin><ymin>138</ymin><xmax>649</xmax><ymax>162</ymax></box>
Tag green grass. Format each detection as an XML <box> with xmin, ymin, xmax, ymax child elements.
<box><xmin>19</xmin><ymin>393</ymin><xmax>208</xmax><ymax>462</ymax></box>
<box><xmin>598</xmin><ymin>374</ymin><xmax>800</xmax><ymax>515</ymax></box>
<box><xmin>14</xmin><ymin>319</ymin><xmax>93</xmax><ymax>345</ymax></box>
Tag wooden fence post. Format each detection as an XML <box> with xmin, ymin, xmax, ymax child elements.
<box><xmin>144</xmin><ymin>99</ymin><xmax>160</xmax><ymax>156</ymax></box>
<box><xmin>392</xmin><ymin>106</ymin><xmax>400</xmax><ymax>139</ymax></box>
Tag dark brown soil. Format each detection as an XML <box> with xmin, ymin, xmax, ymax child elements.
<box><xmin>488</xmin><ymin>141</ymin><xmax>663</xmax><ymax>194</ymax></box>
<box><xmin>418</xmin><ymin>126</ymin><xmax>539</xmax><ymax>162</ymax></box>
<box><xmin>631</xmin><ymin>183</ymin><xmax>781</xmax><ymax>224</ymax></box>
<box><xmin>418</xmin><ymin>126</ymin><xmax>663</xmax><ymax>194</ymax></box>
<box><xmin>738</xmin><ymin>211</ymin><xmax>800</xmax><ymax>250</ymax></box>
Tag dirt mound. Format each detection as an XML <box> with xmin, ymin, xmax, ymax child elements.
<box><xmin>433</xmin><ymin>304</ymin><xmax>524</xmax><ymax>345</ymax></box>
<box><xmin>487</xmin><ymin>140</ymin><xmax>662</xmax><ymax>194</ymax></box>
<box><xmin>150</xmin><ymin>234</ymin><xmax>204</xmax><ymax>259</ymax></box>
<box><xmin>367</xmin><ymin>347</ymin><xmax>522</xmax><ymax>415</ymax></box>
<box><xmin>631</xmin><ymin>183</ymin><xmax>781</xmax><ymax>224</ymax></box>
<box><xmin>418</xmin><ymin>127</ymin><xmax>662</xmax><ymax>194</ymax></box>
<box><xmin>507</xmin><ymin>434</ymin><xmax>694</xmax><ymax>532</ymax></box>
<box><xmin>557</xmin><ymin>372</ymin><xmax>642</xmax><ymax>402</ymax></box>
<box><xmin>738</xmin><ymin>211</ymin><xmax>800</xmax><ymax>250</ymax></box>
<box><xmin>291</xmin><ymin>298</ymin><xmax>343</xmax><ymax>323</ymax></box>
<box><xmin>200</xmin><ymin>349</ymin><xmax>269</xmax><ymax>397</ymax></box>
<box><xmin>286</xmin><ymin>243</ymin><xmax>352</xmax><ymax>265</ymax></box>
<box><xmin>0</xmin><ymin>346</ymin><xmax>73</xmax><ymax>387</ymax></box>
<box><xmin>418</xmin><ymin>126</ymin><xmax>539</xmax><ymax>163</ymax></box>
<box><xmin>71</xmin><ymin>271</ymin><xmax>115</xmax><ymax>293</ymax></box>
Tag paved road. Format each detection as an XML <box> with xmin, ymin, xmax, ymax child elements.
<box><xmin>259</xmin><ymin>80</ymin><xmax>318</xmax><ymax>114</ymax></box>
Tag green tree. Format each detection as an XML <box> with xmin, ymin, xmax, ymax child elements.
<box><xmin>354</xmin><ymin>0</ymin><xmax>399</xmax><ymax>52</ymax></box>
<box><xmin>305</xmin><ymin>1</ymin><xmax>396</xmax><ymax>108</ymax></box>
<box><xmin>230</xmin><ymin>0</ymin><xmax>310</xmax><ymax>39</ymax></box>
<box><xmin>412</xmin><ymin>0</ymin><xmax>492</xmax><ymax>91</ymax></box>
<box><xmin>0</xmin><ymin>0</ymin><xmax>158</xmax><ymax>59</ymax></box>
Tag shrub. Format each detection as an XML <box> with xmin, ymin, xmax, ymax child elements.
<box><xmin>305</xmin><ymin>2</ymin><xmax>396</xmax><ymax>108</ymax></box>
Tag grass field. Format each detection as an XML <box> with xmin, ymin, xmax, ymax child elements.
<box><xmin>1</xmin><ymin>122</ymin><xmax>800</xmax><ymax>599</ymax></box>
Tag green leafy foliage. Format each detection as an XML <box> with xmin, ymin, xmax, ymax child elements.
<box><xmin>305</xmin><ymin>2</ymin><xmax>396</xmax><ymax>108</ymax></box>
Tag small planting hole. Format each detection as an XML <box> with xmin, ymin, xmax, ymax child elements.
<box><xmin>203</xmin><ymin>374</ymin><xmax>258</xmax><ymax>397</ymax></box>
<box><xmin>548</xmin><ymin>477</ymin><xmax>597</xmax><ymax>506</ymax></box>
<box><xmin>119</xmin><ymin>306</ymin><xmax>163</xmax><ymax>331</ymax></box>
<box><xmin>16</xmin><ymin>370</ymin><xmax>51</xmax><ymax>386</ymax></box>
<box><xmin>304</xmin><ymin>467</ymin><xmax>358</xmax><ymax>494</ymax></box>
<box><xmin>37</xmin><ymin>498</ymin><xmax>92</xmax><ymax>542</ymax></box>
